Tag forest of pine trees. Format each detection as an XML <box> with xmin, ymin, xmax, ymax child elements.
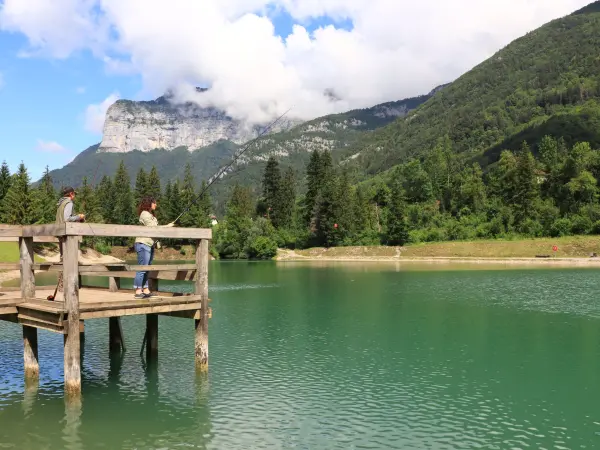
<box><xmin>2</xmin><ymin>134</ymin><xmax>600</xmax><ymax>259</ymax></box>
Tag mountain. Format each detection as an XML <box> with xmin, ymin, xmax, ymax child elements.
<box><xmin>47</xmin><ymin>90</ymin><xmax>438</xmax><ymax>209</ymax></box>
<box><xmin>99</xmin><ymin>90</ymin><xmax>299</xmax><ymax>153</ymax></box>
<box><xmin>341</xmin><ymin>1</ymin><xmax>600</xmax><ymax>178</ymax></box>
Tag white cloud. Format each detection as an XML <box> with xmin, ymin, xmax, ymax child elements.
<box><xmin>76</xmin><ymin>86</ymin><xmax>86</xmax><ymax>94</ymax></box>
<box><xmin>36</xmin><ymin>139</ymin><xmax>67</xmax><ymax>153</ymax></box>
<box><xmin>0</xmin><ymin>72</ymin><xmax>4</xmax><ymax>90</ymax></box>
<box><xmin>0</xmin><ymin>0</ymin><xmax>592</xmax><ymax>124</ymax></box>
<box><xmin>84</xmin><ymin>92</ymin><xmax>120</xmax><ymax>133</ymax></box>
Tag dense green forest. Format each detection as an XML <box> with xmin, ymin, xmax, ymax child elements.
<box><xmin>3</xmin><ymin>132</ymin><xmax>600</xmax><ymax>259</ymax></box>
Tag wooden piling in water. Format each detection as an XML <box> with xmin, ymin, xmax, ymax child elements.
<box><xmin>146</xmin><ymin>314</ymin><xmax>158</xmax><ymax>360</ymax></box>
<box><xmin>63</xmin><ymin>235</ymin><xmax>81</xmax><ymax>395</ymax></box>
<box><xmin>23</xmin><ymin>326</ymin><xmax>39</xmax><ymax>380</ymax></box>
<box><xmin>109</xmin><ymin>318</ymin><xmax>125</xmax><ymax>353</ymax></box>
<box><xmin>20</xmin><ymin>236</ymin><xmax>39</xmax><ymax>380</ymax></box>
<box><xmin>195</xmin><ymin>239</ymin><xmax>209</xmax><ymax>372</ymax></box>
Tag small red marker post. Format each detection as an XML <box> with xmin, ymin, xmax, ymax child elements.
<box><xmin>552</xmin><ymin>245</ymin><xmax>558</xmax><ymax>253</ymax></box>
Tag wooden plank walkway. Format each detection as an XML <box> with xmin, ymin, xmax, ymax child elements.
<box><xmin>0</xmin><ymin>288</ymin><xmax>205</xmax><ymax>333</ymax></box>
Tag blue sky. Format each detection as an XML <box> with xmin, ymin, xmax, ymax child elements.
<box><xmin>0</xmin><ymin>9</ymin><xmax>352</xmax><ymax>181</ymax></box>
<box><xmin>0</xmin><ymin>32</ymin><xmax>142</xmax><ymax>180</ymax></box>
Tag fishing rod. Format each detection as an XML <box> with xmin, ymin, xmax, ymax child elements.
<box><xmin>172</xmin><ymin>107</ymin><xmax>293</xmax><ymax>224</ymax></box>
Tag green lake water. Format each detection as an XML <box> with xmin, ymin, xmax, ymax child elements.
<box><xmin>1</xmin><ymin>261</ymin><xmax>600</xmax><ymax>449</ymax></box>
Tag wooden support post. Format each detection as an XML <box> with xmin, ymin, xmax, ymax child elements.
<box><xmin>108</xmin><ymin>276</ymin><xmax>120</xmax><ymax>292</ymax></box>
<box><xmin>20</xmin><ymin>236</ymin><xmax>39</xmax><ymax>381</ymax></box>
<box><xmin>148</xmin><ymin>277</ymin><xmax>158</xmax><ymax>293</ymax></box>
<box><xmin>79</xmin><ymin>320</ymin><xmax>85</xmax><ymax>348</ymax></box>
<box><xmin>194</xmin><ymin>238</ymin><xmax>209</xmax><ymax>372</ymax></box>
<box><xmin>109</xmin><ymin>317</ymin><xmax>126</xmax><ymax>353</ymax></box>
<box><xmin>146</xmin><ymin>314</ymin><xmax>158</xmax><ymax>360</ymax></box>
<box><xmin>19</xmin><ymin>236</ymin><xmax>35</xmax><ymax>299</ymax></box>
<box><xmin>63</xmin><ymin>235</ymin><xmax>81</xmax><ymax>395</ymax></box>
<box><xmin>23</xmin><ymin>326</ymin><xmax>39</xmax><ymax>381</ymax></box>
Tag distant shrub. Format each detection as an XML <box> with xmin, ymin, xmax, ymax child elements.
<box><xmin>550</xmin><ymin>218</ymin><xmax>572</xmax><ymax>237</ymax></box>
<box><xmin>570</xmin><ymin>215</ymin><xmax>592</xmax><ymax>235</ymax></box>
<box><xmin>246</xmin><ymin>236</ymin><xmax>278</xmax><ymax>259</ymax></box>
<box><xmin>95</xmin><ymin>241</ymin><xmax>112</xmax><ymax>255</ymax></box>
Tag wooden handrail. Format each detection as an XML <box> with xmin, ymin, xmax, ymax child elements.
<box><xmin>18</xmin><ymin>223</ymin><xmax>211</xmax><ymax>239</ymax></box>
<box><xmin>33</xmin><ymin>263</ymin><xmax>197</xmax><ymax>272</ymax></box>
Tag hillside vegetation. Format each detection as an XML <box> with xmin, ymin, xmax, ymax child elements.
<box><xmin>345</xmin><ymin>2</ymin><xmax>600</xmax><ymax>176</ymax></box>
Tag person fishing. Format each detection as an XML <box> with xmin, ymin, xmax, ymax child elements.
<box><xmin>49</xmin><ymin>186</ymin><xmax>86</xmax><ymax>301</ymax></box>
<box><xmin>134</xmin><ymin>196</ymin><xmax>175</xmax><ymax>299</ymax></box>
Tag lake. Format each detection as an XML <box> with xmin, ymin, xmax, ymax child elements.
<box><xmin>1</xmin><ymin>261</ymin><xmax>599</xmax><ymax>449</ymax></box>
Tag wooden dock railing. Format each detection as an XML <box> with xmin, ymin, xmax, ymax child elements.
<box><xmin>0</xmin><ymin>223</ymin><xmax>211</xmax><ymax>395</ymax></box>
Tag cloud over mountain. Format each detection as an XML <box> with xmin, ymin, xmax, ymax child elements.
<box><xmin>0</xmin><ymin>0</ymin><xmax>591</xmax><ymax>124</ymax></box>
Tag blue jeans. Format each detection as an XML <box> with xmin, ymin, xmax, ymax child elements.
<box><xmin>133</xmin><ymin>243</ymin><xmax>154</xmax><ymax>289</ymax></box>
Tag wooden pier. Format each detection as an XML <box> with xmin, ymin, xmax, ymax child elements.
<box><xmin>0</xmin><ymin>223</ymin><xmax>211</xmax><ymax>395</ymax></box>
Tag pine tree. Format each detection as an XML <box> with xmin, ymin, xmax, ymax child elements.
<box><xmin>168</xmin><ymin>179</ymin><xmax>184</xmax><ymax>224</ymax></box>
<box><xmin>96</xmin><ymin>175</ymin><xmax>115</xmax><ymax>224</ymax></box>
<box><xmin>229</xmin><ymin>184</ymin><xmax>253</xmax><ymax>218</ymax></box>
<box><xmin>316</xmin><ymin>171</ymin><xmax>339</xmax><ymax>247</ymax></box>
<box><xmin>275</xmin><ymin>167</ymin><xmax>296</xmax><ymax>229</ymax></box>
<box><xmin>262</xmin><ymin>156</ymin><xmax>281</xmax><ymax>221</ymax></box>
<box><xmin>0</xmin><ymin>162</ymin><xmax>34</xmax><ymax>225</ymax></box>
<box><xmin>304</xmin><ymin>150</ymin><xmax>322</xmax><ymax>225</ymax></box>
<box><xmin>304</xmin><ymin>150</ymin><xmax>333</xmax><ymax>229</ymax></box>
<box><xmin>113</xmin><ymin>161</ymin><xmax>135</xmax><ymax>226</ymax></box>
<box><xmin>514</xmin><ymin>141</ymin><xmax>539</xmax><ymax>223</ymax></box>
<box><xmin>78</xmin><ymin>177</ymin><xmax>104</xmax><ymax>247</ymax></box>
<box><xmin>179</xmin><ymin>163</ymin><xmax>203</xmax><ymax>228</ymax></box>
<box><xmin>134</xmin><ymin>167</ymin><xmax>148</xmax><ymax>206</ymax></box>
<box><xmin>333</xmin><ymin>169</ymin><xmax>355</xmax><ymax>244</ymax></box>
<box><xmin>216</xmin><ymin>184</ymin><xmax>254</xmax><ymax>258</ymax></box>
<box><xmin>353</xmin><ymin>186</ymin><xmax>374</xmax><ymax>238</ymax></box>
<box><xmin>147</xmin><ymin>166</ymin><xmax>162</xmax><ymax>201</ymax></box>
<box><xmin>161</xmin><ymin>180</ymin><xmax>173</xmax><ymax>223</ymax></box>
<box><xmin>0</xmin><ymin>161</ymin><xmax>10</xmax><ymax>203</ymax></box>
<box><xmin>457</xmin><ymin>163</ymin><xmax>487</xmax><ymax>213</ymax></box>
<box><xmin>403</xmin><ymin>160</ymin><xmax>434</xmax><ymax>203</ymax></box>
<box><xmin>538</xmin><ymin>135</ymin><xmax>559</xmax><ymax>172</ymax></box>
<box><xmin>196</xmin><ymin>180</ymin><xmax>212</xmax><ymax>228</ymax></box>
<box><xmin>79</xmin><ymin>177</ymin><xmax>103</xmax><ymax>223</ymax></box>
<box><xmin>386</xmin><ymin>178</ymin><xmax>409</xmax><ymax>246</ymax></box>
<box><xmin>32</xmin><ymin>166</ymin><xmax>57</xmax><ymax>224</ymax></box>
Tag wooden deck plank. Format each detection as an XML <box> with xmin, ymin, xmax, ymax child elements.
<box><xmin>2</xmin><ymin>288</ymin><xmax>205</xmax><ymax>322</ymax></box>
<box><xmin>33</xmin><ymin>263</ymin><xmax>197</xmax><ymax>272</ymax></box>
<box><xmin>80</xmin><ymin>302</ymin><xmax>202</xmax><ymax>319</ymax></box>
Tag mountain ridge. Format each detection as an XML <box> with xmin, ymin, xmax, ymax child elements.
<box><xmin>47</xmin><ymin>90</ymin><xmax>438</xmax><ymax>209</ymax></box>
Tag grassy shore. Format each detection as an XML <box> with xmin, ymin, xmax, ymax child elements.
<box><xmin>276</xmin><ymin>236</ymin><xmax>600</xmax><ymax>261</ymax></box>
<box><xmin>0</xmin><ymin>242</ymin><xmax>48</xmax><ymax>263</ymax></box>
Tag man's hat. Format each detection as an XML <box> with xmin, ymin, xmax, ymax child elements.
<box><xmin>61</xmin><ymin>186</ymin><xmax>77</xmax><ymax>196</ymax></box>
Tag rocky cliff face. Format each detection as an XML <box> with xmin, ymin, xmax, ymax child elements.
<box><xmin>98</xmin><ymin>95</ymin><xmax>298</xmax><ymax>153</ymax></box>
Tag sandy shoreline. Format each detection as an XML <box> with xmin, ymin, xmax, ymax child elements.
<box><xmin>276</xmin><ymin>255</ymin><xmax>600</xmax><ymax>266</ymax></box>
<box><xmin>275</xmin><ymin>249</ymin><xmax>600</xmax><ymax>266</ymax></box>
